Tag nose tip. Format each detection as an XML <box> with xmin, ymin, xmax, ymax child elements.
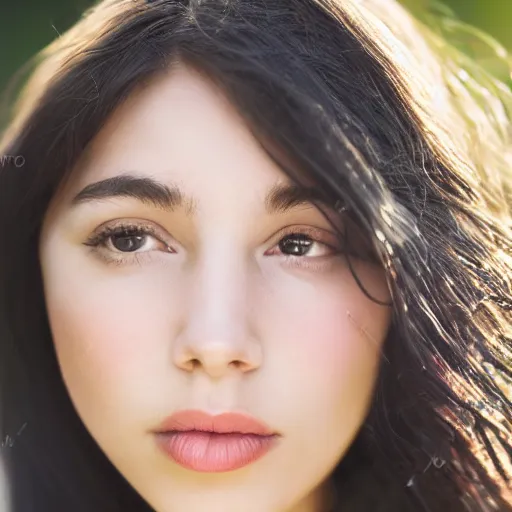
<box><xmin>173</xmin><ymin>338</ymin><xmax>262</xmax><ymax>379</ymax></box>
<box><xmin>172</xmin><ymin>260</ymin><xmax>261</xmax><ymax>379</ymax></box>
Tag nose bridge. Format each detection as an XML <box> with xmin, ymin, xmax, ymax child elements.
<box><xmin>173</xmin><ymin>243</ymin><xmax>261</xmax><ymax>378</ymax></box>
<box><xmin>196</xmin><ymin>248</ymin><xmax>247</xmax><ymax>329</ymax></box>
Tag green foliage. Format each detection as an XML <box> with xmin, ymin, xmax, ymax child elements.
<box><xmin>404</xmin><ymin>1</ymin><xmax>511</xmax><ymax>89</ymax></box>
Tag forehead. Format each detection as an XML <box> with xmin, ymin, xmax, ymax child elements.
<box><xmin>63</xmin><ymin>63</ymin><xmax>294</xmax><ymax>204</ymax></box>
<box><xmin>45</xmin><ymin>63</ymin><xmax>339</xmax><ymax>229</ymax></box>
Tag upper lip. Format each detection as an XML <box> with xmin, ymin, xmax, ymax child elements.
<box><xmin>154</xmin><ymin>409</ymin><xmax>278</xmax><ymax>436</ymax></box>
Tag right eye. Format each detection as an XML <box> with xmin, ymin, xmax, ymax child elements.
<box><xmin>83</xmin><ymin>221</ymin><xmax>174</xmax><ymax>264</ymax></box>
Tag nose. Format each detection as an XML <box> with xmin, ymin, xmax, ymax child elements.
<box><xmin>172</xmin><ymin>257</ymin><xmax>262</xmax><ymax>379</ymax></box>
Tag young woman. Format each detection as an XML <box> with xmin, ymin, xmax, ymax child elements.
<box><xmin>0</xmin><ymin>0</ymin><xmax>511</xmax><ymax>510</ymax></box>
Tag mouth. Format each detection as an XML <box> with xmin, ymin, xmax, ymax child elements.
<box><xmin>153</xmin><ymin>409</ymin><xmax>280</xmax><ymax>472</ymax></box>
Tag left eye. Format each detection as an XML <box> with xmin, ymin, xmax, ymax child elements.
<box><xmin>108</xmin><ymin>232</ymin><xmax>157</xmax><ymax>252</ymax></box>
<box><xmin>274</xmin><ymin>233</ymin><xmax>333</xmax><ymax>258</ymax></box>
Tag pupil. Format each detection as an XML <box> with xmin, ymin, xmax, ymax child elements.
<box><xmin>112</xmin><ymin>235</ymin><xmax>145</xmax><ymax>252</ymax></box>
<box><xmin>279</xmin><ymin>234</ymin><xmax>312</xmax><ymax>256</ymax></box>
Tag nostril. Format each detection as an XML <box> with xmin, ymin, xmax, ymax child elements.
<box><xmin>230</xmin><ymin>360</ymin><xmax>251</xmax><ymax>371</ymax></box>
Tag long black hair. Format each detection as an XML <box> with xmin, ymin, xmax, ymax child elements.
<box><xmin>1</xmin><ymin>1</ymin><xmax>511</xmax><ymax>510</ymax></box>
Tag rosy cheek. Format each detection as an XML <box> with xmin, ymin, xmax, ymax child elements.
<box><xmin>296</xmin><ymin>317</ymin><xmax>359</xmax><ymax>381</ymax></box>
<box><xmin>288</xmin><ymin>297</ymin><xmax>387</xmax><ymax>394</ymax></box>
<box><xmin>47</xmin><ymin>291</ymin><xmax>150</xmax><ymax>400</ymax></box>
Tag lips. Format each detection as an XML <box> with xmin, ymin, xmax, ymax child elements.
<box><xmin>153</xmin><ymin>409</ymin><xmax>280</xmax><ymax>472</ymax></box>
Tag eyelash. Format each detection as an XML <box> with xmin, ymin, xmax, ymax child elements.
<box><xmin>82</xmin><ymin>221</ymin><xmax>344</xmax><ymax>270</ymax></box>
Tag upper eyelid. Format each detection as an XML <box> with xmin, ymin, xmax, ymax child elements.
<box><xmin>276</xmin><ymin>224</ymin><xmax>339</xmax><ymax>240</ymax></box>
<box><xmin>84</xmin><ymin>219</ymin><xmax>171</xmax><ymax>246</ymax></box>
<box><xmin>90</xmin><ymin>217</ymin><xmax>337</xmax><ymax>236</ymax></box>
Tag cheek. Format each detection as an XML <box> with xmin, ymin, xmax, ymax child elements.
<box><xmin>287</xmin><ymin>304</ymin><xmax>386</xmax><ymax>421</ymax></box>
<box><xmin>261</xmin><ymin>266</ymin><xmax>391</xmax><ymax>439</ymax></box>
<box><xmin>273</xmin><ymin>280</ymin><xmax>388</xmax><ymax>390</ymax></box>
<box><xmin>41</xmin><ymin>263</ymin><xmax>174</xmax><ymax>416</ymax></box>
<box><xmin>254</xmin><ymin>270</ymin><xmax>391</xmax><ymax>483</ymax></box>
<box><xmin>48</xmin><ymin>296</ymin><xmax>137</xmax><ymax>372</ymax></box>
<box><xmin>44</xmin><ymin>293</ymin><xmax>138</xmax><ymax>411</ymax></box>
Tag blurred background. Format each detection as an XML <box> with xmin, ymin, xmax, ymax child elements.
<box><xmin>0</xmin><ymin>1</ymin><xmax>511</xmax><ymax>95</ymax></box>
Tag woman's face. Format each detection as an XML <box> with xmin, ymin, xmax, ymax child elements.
<box><xmin>39</xmin><ymin>63</ymin><xmax>392</xmax><ymax>512</ymax></box>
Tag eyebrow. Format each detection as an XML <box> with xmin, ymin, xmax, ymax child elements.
<box><xmin>70</xmin><ymin>174</ymin><xmax>336</xmax><ymax>216</ymax></box>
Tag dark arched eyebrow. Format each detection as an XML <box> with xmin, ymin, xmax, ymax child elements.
<box><xmin>70</xmin><ymin>174</ymin><xmax>337</xmax><ymax>216</ymax></box>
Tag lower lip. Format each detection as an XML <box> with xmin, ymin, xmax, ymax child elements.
<box><xmin>155</xmin><ymin>431</ymin><xmax>279</xmax><ymax>472</ymax></box>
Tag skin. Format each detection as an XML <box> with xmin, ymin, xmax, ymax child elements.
<box><xmin>39</xmin><ymin>62</ymin><xmax>392</xmax><ymax>512</ymax></box>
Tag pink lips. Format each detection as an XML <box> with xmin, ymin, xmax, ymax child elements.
<box><xmin>153</xmin><ymin>409</ymin><xmax>280</xmax><ymax>472</ymax></box>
